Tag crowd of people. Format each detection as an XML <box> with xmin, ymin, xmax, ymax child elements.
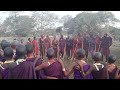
<box><xmin>0</xmin><ymin>31</ymin><xmax>119</xmax><ymax>79</ymax></box>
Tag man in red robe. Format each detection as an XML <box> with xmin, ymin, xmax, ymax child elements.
<box><xmin>44</xmin><ymin>35</ymin><xmax>51</xmax><ymax>52</ymax></box>
<box><xmin>71</xmin><ymin>35</ymin><xmax>78</xmax><ymax>59</ymax></box>
<box><xmin>27</xmin><ymin>38</ymin><xmax>33</xmax><ymax>45</ymax></box>
<box><xmin>52</xmin><ymin>36</ymin><xmax>58</xmax><ymax>58</ymax></box>
<box><xmin>100</xmin><ymin>33</ymin><xmax>112</xmax><ymax>62</ymax></box>
<box><xmin>59</xmin><ymin>35</ymin><xmax>66</xmax><ymax>58</ymax></box>
<box><xmin>32</xmin><ymin>37</ymin><xmax>39</xmax><ymax>57</ymax></box>
<box><xmin>77</xmin><ymin>33</ymin><xmax>83</xmax><ymax>49</ymax></box>
<box><xmin>39</xmin><ymin>35</ymin><xmax>45</xmax><ymax>59</ymax></box>
<box><xmin>95</xmin><ymin>34</ymin><xmax>101</xmax><ymax>52</ymax></box>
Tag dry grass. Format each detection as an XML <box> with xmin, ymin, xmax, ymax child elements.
<box><xmin>62</xmin><ymin>41</ymin><xmax>120</xmax><ymax>79</ymax></box>
<box><xmin>1</xmin><ymin>37</ymin><xmax>120</xmax><ymax>79</ymax></box>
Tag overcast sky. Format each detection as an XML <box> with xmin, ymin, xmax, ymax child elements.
<box><xmin>0</xmin><ymin>11</ymin><xmax>120</xmax><ymax>27</ymax></box>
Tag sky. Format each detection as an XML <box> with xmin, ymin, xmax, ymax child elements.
<box><xmin>0</xmin><ymin>11</ymin><xmax>120</xmax><ymax>27</ymax></box>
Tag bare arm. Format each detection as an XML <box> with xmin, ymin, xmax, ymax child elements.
<box><xmin>58</xmin><ymin>60</ymin><xmax>75</xmax><ymax>77</ymax></box>
<box><xmin>46</xmin><ymin>76</ymin><xmax>58</xmax><ymax>79</ymax></box>
<box><xmin>80</xmin><ymin>65</ymin><xmax>94</xmax><ymax>77</ymax></box>
<box><xmin>35</xmin><ymin>63</ymin><xmax>47</xmax><ymax>71</ymax></box>
<box><xmin>115</xmin><ymin>68</ymin><xmax>120</xmax><ymax>79</ymax></box>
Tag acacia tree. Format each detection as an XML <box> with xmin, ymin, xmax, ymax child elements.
<box><xmin>63</xmin><ymin>11</ymin><xmax>120</xmax><ymax>35</ymax></box>
<box><xmin>3</xmin><ymin>12</ymin><xmax>36</xmax><ymax>37</ymax></box>
<box><xmin>32</xmin><ymin>11</ymin><xmax>59</xmax><ymax>31</ymax></box>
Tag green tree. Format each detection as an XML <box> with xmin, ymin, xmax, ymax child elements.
<box><xmin>64</xmin><ymin>11</ymin><xmax>120</xmax><ymax>35</ymax></box>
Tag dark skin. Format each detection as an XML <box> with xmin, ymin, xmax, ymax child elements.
<box><xmin>0</xmin><ymin>55</ymin><xmax>14</xmax><ymax>79</ymax></box>
<box><xmin>35</xmin><ymin>58</ymin><xmax>59</xmax><ymax>79</ymax></box>
<box><xmin>79</xmin><ymin>60</ymin><xmax>109</xmax><ymax>79</ymax></box>
<box><xmin>107</xmin><ymin>62</ymin><xmax>118</xmax><ymax>79</ymax></box>
<box><xmin>115</xmin><ymin>68</ymin><xmax>120</xmax><ymax>79</ymax></box>
<box><xmin>58</xmin><ymin>57</ymin><xmax>86</xmax><ymax>77</ymax></box>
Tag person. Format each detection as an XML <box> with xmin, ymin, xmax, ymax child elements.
<box><xmin>77</xmin><ymin>33</ymin><xmax>83</xmax><ymax>49</ymax></box>
<box><xmin>39</xmin><ymin>35</ymin><xmax>45</xmax><ymax>59</ymax></box>
<box><xmin>27</xmin><ymin>38</ymin><xmax>33</xmax><ymax>45</ymax></box>
<box><xmin>107</xmin><ymin>54</ymin><xmax>118</xmax><ymax>79</ymax></box>
<box><xmin>25</xmin><ymin>44</ymin><xmax>43</xmax><ymax>79</ymax></box>
<box><xmin>89</xmin><ymin>34</ymin><xmax>96</xmax><ymax>58</ymax></box>
<box><xmin>59</xmin><ymin>48</ymin><xmax>93</xmax><ymax>79</ymax></box>
<box><xmin>44</xmin><ymin>35</ymin><xmax>51</xmax><ymax>54</ymax></box>
<box><xmin>25</xmin><ymin>43</ymin><xmax>42</xmax><ymax>64</ymax></box>
<box><xmin>1</xmin><ymin>41</ymin><xmax>11</xmax><ymax>50</ymax></box>
<box><xmin>95</xmin><ymin>34</ymin><xmax>101</xmax><ymax>52</ymax></box>
<box><xmin>0</xmin><ymin>41</ymin><xmax>11</xmax><ymax>62</ymax></box>
<box><xmin>83</xmin><ymin>33</ymin><xmax>90</xmax><ymax>59</ymax></box>
<box><xmin>100</xmin><ymin>33</ymin><xmax>112</xmax><ymax>62</ymax></box>
<box><xmin>52</xmin><ymin>36</ymin><xmax>58</xmax><ymax>58</ymax></box>
<box><xmin>11</xmin><ymin>40</ymin><xmax>20</xmax><ymax>60</ymax></box>
<box><xmin>11</xmin><ymin>45</ymin><xmax>36</xmax><ymax>79</ymax></box>
<box><xmin>20</xmin><ymin>39</ymin><xmax>25</xmax><ymax>46</ymax></box>
<box><xmin>35</xmin><ymin>48</ymin><xmax>67</xmax><ymax>79</ymax></box>
<box><xmin>59</xmin><ymin>35</ymin><xmax>66</xmax><ymax>58</ymax></box>
<box><xmin>79</xmin><ymin>52</ymin><xmax>108</xmax><ymax>79</ymax></box>
<box><xmin>32</xmin><ymin>37</ymin><xmax>39</xmax><ymax>57</ymax></box>
<box><xmin>65</xmin><ymin>35</ymin><xmax>73</xmax><ymax>59</ymax></box>
<box><xmin>71</xmin><ymin>35</ymin><xmax>78</xmax><ymax>59</ymax></box>
<box><xmin>0</xmin><ymin>47</ymin><xmax>15</xmax><ymax>79</ymax></box>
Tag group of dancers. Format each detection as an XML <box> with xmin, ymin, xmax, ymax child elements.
<box><xmin>0</xmin><ymin>32</ymin><xmax>119</xmax><ymax>79</ymax></box>
<box><xmin>26</xmin><ymin>32</ymin><xmax>112</xmax><ymax>62</ymax></box>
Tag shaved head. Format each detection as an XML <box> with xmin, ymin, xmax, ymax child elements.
<box><xmin>93</xmin><ymin>52</ymin><xmax>102</xmax><ymax>61</ymax></box>
<box><xmin>25</xmin><ymin>44</ymin><xmax>34</xmax><ymax>54</ymax></box>
<box><xmin>76</xmin><ymin>48</ymin><xmax>85</xmax><ymax>59</ymax></box>
<box><xmin>4</xmin><ymin>47</ymin><xmax>14</xmax><ymax>59</ymax></box>
<box><xmin>46</xmin><ymin>48</ymin><xmax>55</xmax><ymax>59</ymax></box>
<box><xmin>108</xmin><ymin>54</ymin><xmax>116</xmax><ymax>64</ymax></box>
<box><xmin>16</xmin><ymin>45</ymin><xmax>26</xmax><ymax>58</ymax></box>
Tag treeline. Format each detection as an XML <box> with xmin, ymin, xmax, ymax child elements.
<box><xmin>0</xmin><ymin>11</ymin><xmax>120</xmax><ymax>40</ymax></box>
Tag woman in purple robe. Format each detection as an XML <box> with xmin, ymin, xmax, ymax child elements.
<box><xmin>59</xmin><ymin>48</ymin><xmax>93</xmax><ymax>79</ymax></box>
<box><xmin>79</xmin><ymin>52</ymin><xmax>108</xmax><ymax>79</ymax></box>
<box><xmin>35</xmin><ymin>48</ymin><xmax>67</xmax><ymax>79</ymax></box>
<box><xmin>107</xmin><ymin>54</ymin><xmax>119</xmax><ymax>79</ymax></box>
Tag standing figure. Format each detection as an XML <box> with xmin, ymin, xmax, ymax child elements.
<box><xmin>100</xmin><ymin>33</ymin><xmax>112</xmax><ymax>62</ymax></box>
<box><xmin>59</xmin><ymin>35</ymin><xmax>66</xmax><ymax>58</ymax></box>
<box><xmin>79</xmin><ymin>52</ymin><xmax>108</xmax><ymax>79</ymax></box>
<box><xmin>83</xmin><ymin>33</ymin><xmax>90</xmax><ymax>59</ymax></box>
<box><xmin>52</xmin><ymin>36</ymin><xmax>58</xmax><ymax>58</ymax></box>
<box><xmin>107</xmin><ymin>54</ymin><xmax>118</xmax><ymax>79</ymax></box>
<box><xmin>59</xmin><ymin>48</ymin><xmax>93</xmax><ymax>79</ymax></box>
<box><xmin>65</xmin><ymin>35</ymin><xmax>73</xmax><ymax>59</ymax></box>
<box><xmin>20</xmin><ymin>39</ymin><xmax>25</xmax><ymax>46</ymax></box>
<box><xmin>25</xmin><ymin>44</ymin><xmax>43</xmax><ymax>79</ymax></box>
<box><xmin>71</xmin><ymin>35</ymin><xmax>78</xmax><ymax>59</ymax></box>
<box><xmin>89</xmin><ymin>34</ymin><xmax>96</xmax><ymax>58</ymax></box>
<box><xmin>44</xmin><ymin>35</ymin><xmax>51</xmax><ymax>53</ymax></box>
<box><xmin>39</xmin><ymin>35</ymin><xmax>45</xmax><ymax>59</ymax></box>
<box><xmin>95</xmin><ymin>34</ymin><xmax>101</xmax><ymax>52</ymax></box>
<box><xmin>32</xmin><ymin>37</ymin><xmax>39</xmax><ymax>57</ymax></box>
<box><xmin>35</xmin><ymin>48</ymin><xmax>67</xmax><ymax>79</ymax></box>
<box><xmin>27</xmin><ymin>38</ymin><xmax>33</xmax><ymax>45</ymax></box>
<box><xmin>77</xmin><ymin>33</ymin><xmax>83</xmax><ymax>49</ymax></box>
<box><xmin>1</xmin><ymin>45</ymin><xmax>37</xmax><ymax>79</ymax></box>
